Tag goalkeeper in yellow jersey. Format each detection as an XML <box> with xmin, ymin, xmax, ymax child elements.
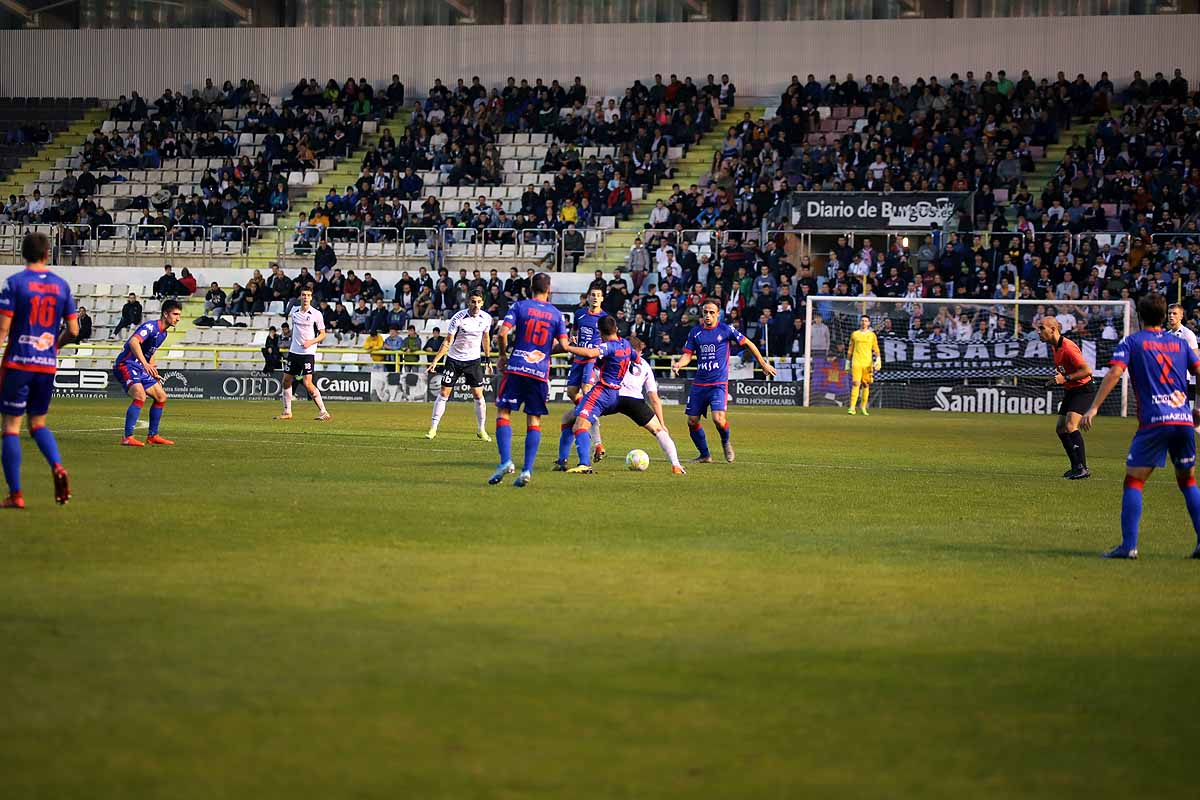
<box><xmin>846</xmin><ymin>314</ymin><xmax>881</xmax><ymax>415</ymax></box>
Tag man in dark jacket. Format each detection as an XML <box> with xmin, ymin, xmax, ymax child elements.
<box><xmin>152</xmin><ymin>265</ymin><xmax>179</xmax><ymax>298</ymax></box>
<box><xmin>204</xmin><ymin>282</ymin><xmax>227</xmax><ymax>316</ymax></box>
<box><xmin>261</xmin><ymin>326</ymin><xmax>283</xmax><ymax>373</ymax></box>
<box><xmin>368</xmin><ymin>298</ymin><xmax>390</xmax><ymax>333</ymax></box>
<box><xmin>113</xmin><ymin>292</ymin><xmax>143</xmax><ymax>338</ymax></box>
<box><xmin>314</xmin><ymin>240</ymin><xmax>338</xmax><ymax>274</ymax></box>
<box><xmin>74</xmin><ymin>306</ymin><xmax>93</xmax><ymax>342</ymax></box>
<box><xmin>360</xmin><ymin>272</ymin><xmax>383</xmax><ymax>300</ymax></box>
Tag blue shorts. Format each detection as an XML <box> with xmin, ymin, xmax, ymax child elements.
<box><xmin>496</xmin><ymin>373</ymin><xmax>550</xmax><ymax>417</ymax></box>
<box><xmin>114</xmin><ymin>360</ymin><xmax>158</xmax><ymax>393</ymax></box>
<box><xmin>0</xmin><ymin>368</ymin><xmax>54</xmax><ymax>417</ymax></box>
<box><xmin>566</xmin><ymin>361</ymin><xmax>594</xmax><ymax>389</ymax></box>
<box><xmin>686</xmin><ymin>383</ymin><xmax>728</xmax><ymax>417</ymax></box>
<box><xmin>1127</xmin><ymin>424</ymin><xmax>1197</xmax><ymax>469</ymax></box>
<box><xmin>576</xmin><ymin>385</ymin><xmax>619</xmax><ymax>425</ymax></box>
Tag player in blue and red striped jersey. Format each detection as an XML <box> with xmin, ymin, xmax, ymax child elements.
<box><xmin>489</xmin><ymin>272</ymin><xmax>568</xmax><ymax>487</ymax></box>
<box><xmin>0</xmin><ymin>233</ymin><xmax>79</xmax><ymax>508</ymax></box>
<box><xmin>559</xmin><ymin>315</ymin><xmax>637</xmax><ymax>474</ymax></box>
<box><xmin>563</xmin><ymin>288</ymin><xmax>608</xmax><ymax>462</ymax></box>
<box><xmin>113</xmin><ymin>299</ymin><xmax>183</xmax><ymax>447</ymax></box>
<box><xmin>1082</xmin><ymin>293</ymin><xmax>1200</xmax><ymax>559</ymax></box>
<box><xmin>670</xmin><ymin>298</ymin><xmax>775</xmax><ymax>463</ymax></box>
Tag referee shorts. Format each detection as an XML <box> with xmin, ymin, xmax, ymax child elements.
<box><xmin>1059</xmin><ymin>382</ymin><xmax>1096</xmax><ymax>417</ymax></box>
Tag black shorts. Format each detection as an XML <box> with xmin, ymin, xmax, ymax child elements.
<box><xmin>287</xmin><ymin>353</ymin><xmax>315</xmax><ymax>377</ymax></box>
<box><xmin>438</xmin><ymin>357</ymin><xmax>484</xmax><ymax>388</ymax></box>
<box><xmin>1059</xmin><ymin>382</ymin><xmax>1095</xmax><ymax>416</ymax></box>
<box><xmin>602</xmin><ymin>396</ymin><xmax>656</xmax><ymax>427</ymax></box>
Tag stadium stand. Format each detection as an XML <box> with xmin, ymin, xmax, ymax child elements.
<box><xmin>11</xmin><ymin>68</ymin><xmax>1195</xmax><ymax>376</ymax></box>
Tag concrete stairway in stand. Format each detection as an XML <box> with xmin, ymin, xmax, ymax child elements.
<box><xmin>579</xmin><ymin>105</ymin><xmax>763</xmax><ymax>274</ymax></box>
<box><xmin>237</xmin><ymin>107</ymin><xmax>413</xmax><ymax>269</ymax></box>
<box><xmin>0</xmin><ymin>107</ymin><xmax>109</xmax><ymax>199</ymax></box>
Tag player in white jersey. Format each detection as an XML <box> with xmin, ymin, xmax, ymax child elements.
<box><xmin>276</xmin><ymin>288</ymin><xmax>331</xmax><ymax>421</ymax></box>
<box><xmin>425</xmin><ymin>290</ymin><xmax>493</xmax><ymax>440</ymax></box>
<box><xmin>1167</xmin><ymin>302</ymin><xmax>1200</xmax><ymax>427</ymax></box>
<box><xmin>553</xmin><ymin>337</ymin><xmax>686</xmax><ymax>474</ymax></box>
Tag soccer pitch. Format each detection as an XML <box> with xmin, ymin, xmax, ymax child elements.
<box><xmin>2</xmin><ymin>400</ymin><xmax>1198</xmax><ymax>798</ymax></box>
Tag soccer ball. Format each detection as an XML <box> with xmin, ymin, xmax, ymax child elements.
<box><xmin>625</xmin><ymin>449</ymin><xmax>650</xmax><ymax>471</ymax></box>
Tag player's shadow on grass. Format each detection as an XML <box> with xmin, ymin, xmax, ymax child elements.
<box><xmin>915</xmin><ymin>541</ymin><xmax>1100</xmax><ymax>559</ymax></box>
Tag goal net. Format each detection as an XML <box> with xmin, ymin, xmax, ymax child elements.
<box><xmin>802</xmin><ymin>296</ymin><xmax>1132</xmax><ymax>416</ymax></box>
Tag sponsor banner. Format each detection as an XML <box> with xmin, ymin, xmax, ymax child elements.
<box><xmin>54</xmin><ymin>369</ymin><xmax>373</xmax><ymax>402</ymax></box>
<box><xmin>929</xmin><ymin>385</ymin><xmax>1057</xmax><ymax>415</ymax></box>
<box><xmin>876</xmin><ymin>338</ymin><xmax>1114</xmax><ymax>380</ymax></box>
<box><xmin>876</xmin><ymin>381</ymin><xmax>1122</xmax><ymax>415</ymax></box>
<box><xmin>791</xmin><ymin>192</ymin><xmax>971</xmax><ymax>230</ymax></box>
<box><xmin>728</xmin><ymin>380</ymin><xmax>802</xmax><ymax>406</ymax></box>
<box><xmin>54</xmin><ymin>368</ymin><xmax>123</xmax><ymax>399</ymax></box>
<box><xmin>653</xmin><ymin>379</ymin><xmax>688</xmax><ymax>406</ymax></box>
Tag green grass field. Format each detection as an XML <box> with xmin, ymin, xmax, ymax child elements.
<box><xmin>2</xmin><ymin>399</ymin><xmax>1198</xmax><ymax>798</ymax></box>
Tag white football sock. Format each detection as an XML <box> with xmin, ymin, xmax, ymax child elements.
<box><xmin>283</xmin><ymin>386</ymin><xmax>293</xmax><ymax>415</ymax></box>
<box><xmin>473</xmin><ymin>396</ymin><xmax>487</xmax><ymax>430</ymax></box>
<box><xmin>431</xmin><ymin>394</ymin><xmax>448</xmax><ymax>428</ymax></box>
<box><xmin>655</xmin><ymin>429</ymin><xmax>680</xmax><ymax>467</ymax></box>
<box><xmin>312</xmin><ymin>389</ymin><xmax>327</xmax><ymax>414</ymax></box>
<box><xmin>592</xmin><ymin>417</ymin><xmax>602</xmax><ymax>447</ymax></box>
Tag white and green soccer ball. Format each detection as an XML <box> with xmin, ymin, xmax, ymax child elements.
<box><xmin>625</xmin><ymin>449</ymin><xmax>650</xmax><ymax>471</ymax></box>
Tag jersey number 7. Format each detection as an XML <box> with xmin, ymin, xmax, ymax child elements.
<box><xmin>523</xmin><ymin>318</ymin><xmax>551</xmax><ymax>346</ymax></box>
<box><xmin>1154</xmin><ymin>352</ymin><xmax>1173</xmax><ymax>384</ymax></box>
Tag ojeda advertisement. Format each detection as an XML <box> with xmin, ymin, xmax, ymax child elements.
<box><xmin>791</xmin><ymin>192</ymin><xmax>971</xmax><ymax>230</ymax></box>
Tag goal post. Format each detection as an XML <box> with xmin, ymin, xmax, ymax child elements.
<box><xmin>802</xmin><ymin>296</ymin><xmax>1132</xmax><ymax>416</ymax></box>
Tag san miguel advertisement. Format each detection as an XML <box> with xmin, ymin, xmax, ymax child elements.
<box><xmin>791</xmin><ymin>192</ymin><xmax>971</xmax><ymax>230</ymax></box>
<box><xmin>874</xmin><ymin>381</ymin><xmax>1122</xmax><ymax>416</ymax></box>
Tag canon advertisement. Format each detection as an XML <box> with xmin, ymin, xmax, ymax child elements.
<box><xmin>791</xmin><ymin>192</ymin><xmax>971</xmax><ymax>230</ymax></box>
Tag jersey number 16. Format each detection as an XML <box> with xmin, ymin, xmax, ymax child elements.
<box><xmin>29</xmin><ymin>295</ymin><xmax>57</xmax><ymax>326</ymax></box>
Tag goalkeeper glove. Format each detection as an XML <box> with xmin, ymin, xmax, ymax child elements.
<box><xmin>872</xmin><ymin>358</ymin><xmax>881</xmax><ymax>371</ymax></box>
<box><xmin>844</xmin><ymin>358</ymin><xmax>851</xmax><ymax>371</ymax></box>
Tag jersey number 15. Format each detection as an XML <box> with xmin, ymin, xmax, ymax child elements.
<box><xmin>523</xmin><ymin>318</ymin><xmax>551</xmax><ymax>346</ymax></box>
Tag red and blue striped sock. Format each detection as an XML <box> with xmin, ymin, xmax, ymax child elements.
<box><xmin>1178</xmin><ymin>474</ymin><xmax>1200</xmax><ymax>546</ymax></box>
<box><xmin>495</xmin><ymin>417</ymin><xmax>512</xmax><ymax>464</ymax></box>
<box><xmin>29</xmin><ymin>425</ymin><xmax>61</xmax><ymax>469</ymax></box>
<box><xmin>1</xmin><ymin>432</ymin><xmax>20</xmax><ymax>493</ymax></box>
<box><xmin>522</xmin><ymin>423</ymin><xmax>542</xmax><ymax>473</ymax></box>
<box><xmin>124</xmin><ymin>399</ymin><xmax>144</xmax><ymax>437</ymax></box>
<box><xmin>1121</xmin><ymin>476</ymin><xmax>1145</xmax><ymax>551</ymax></box>
<box><xmin>558</xmin><ymin>423</ymin><xmax>573</xmax><ymax>463</ymax></box>
<box><xmin>688</xmin><ymin>421</ymin><xmax>709</xmax><ymax>458</ymax></box>
<box><xmin>574</xmin><ymin>428</ymin><xmax>592</xmax><ymax>466</ymax></box>
<box><xmin>715</xmin><ymin>419</ymin><xmax>731</xmax><ymax>446</ymax></box>
<box><xmin>148</xmin><ymin>401</ymin><xmax>165</xmax><ymax>436</ymax></box>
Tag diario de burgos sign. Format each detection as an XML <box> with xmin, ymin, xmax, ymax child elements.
<box><xmin>791</xmin><ymin>192</ymin><xmax>972</xmax><ymax>230</ymax></box>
